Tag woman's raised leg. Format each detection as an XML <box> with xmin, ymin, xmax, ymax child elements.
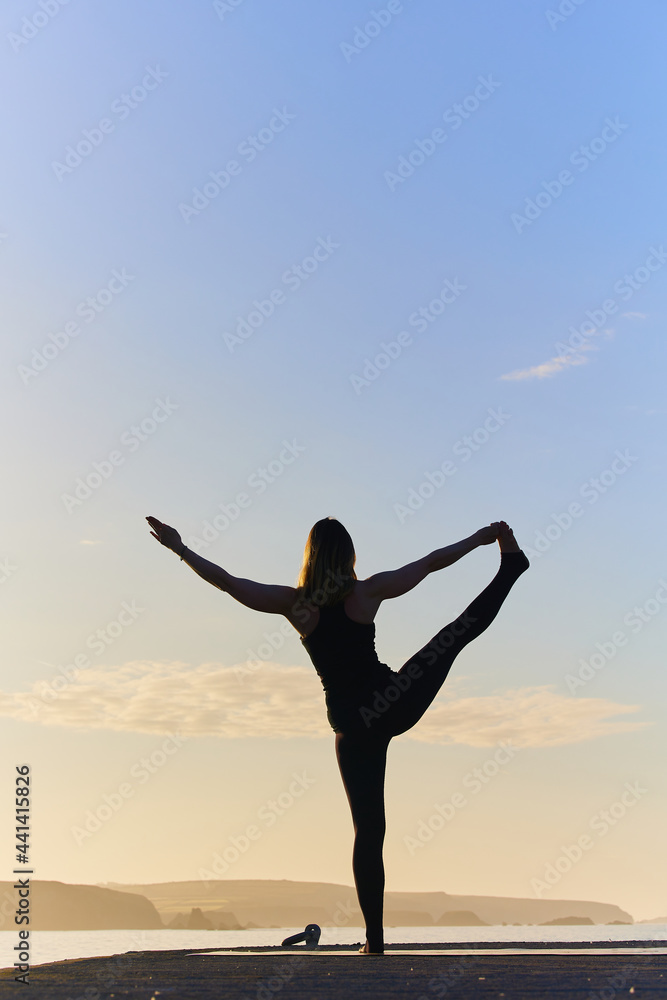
<box><xmin>369</xmin><ymin>530</ymin><xmax>529</xmax><ymax>738</ymax></box>
<box><xmin>335</xmin><ymin>731</ymin><xmax>390</xmax><ymax>954</ymax></box>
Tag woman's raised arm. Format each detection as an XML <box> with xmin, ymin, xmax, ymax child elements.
<box><xmin>363</xmin><ymin>524</ymin><xmax>500</xmax><ymax>602</ymax></box>
<box><xmin>146</xmin><ymin>516</ymin><xmax>295</xmax><ymax>614</ymax></box>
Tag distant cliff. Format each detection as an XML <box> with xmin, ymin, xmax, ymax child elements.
<box><xmin>0</xmin><ymin>881</ymin><xmax>163</xmax><ymax>931</ymax></box>
<box><xmin>0</xmin><ymin>877</ymin><xmax>633</xmax><ymax>930</ymax></box>
<box><xmin>103</xmin><ymin>879</ymin><xmax>634</xmax><ymax>928</ymax></box>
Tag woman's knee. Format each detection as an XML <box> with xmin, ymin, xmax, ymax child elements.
<box><xmin>354</xmin><ymin>819</ymin><xmax>386</xmax><ymax>848</ymax></box>
<box><xmin>346</xmin><ymin>780</ymin><xmax>387</xmax><ymax>832</ymax></box>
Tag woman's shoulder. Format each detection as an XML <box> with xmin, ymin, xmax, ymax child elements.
<box><xmin>288</xmin><ymin>580</ymin><xmax>379</xmax><ymax>639</ymax></box>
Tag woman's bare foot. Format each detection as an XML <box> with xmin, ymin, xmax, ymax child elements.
<box><xmin>497</xmin><ymin>521</ymin><xmax>521</xmax><ymax>553</ymax></box>
<box><xmin>359</xmin><ymin>940</ymin><xmax>384</xmax><ymax>954</ymax></box>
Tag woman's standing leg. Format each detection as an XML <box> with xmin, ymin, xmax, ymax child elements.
<box><xmin>335</xmin><ymin>731</ymin><xmax>390</xmax><ymax>953</ymax></box>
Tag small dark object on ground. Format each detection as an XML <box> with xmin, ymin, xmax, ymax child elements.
<box><xmin>281</xmin><ymin>922</ymin><xmax>321</xmax><ymax>947</ymax></box>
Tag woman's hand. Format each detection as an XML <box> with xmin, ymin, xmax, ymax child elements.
<box><xmin>146</xmin><ymin>516</ymin><xmax>183</xmax><ymax>554</ymax></box>
<box><xmin>475</xmin><ymin>522</ymin><xmax>501</xmax><ymax>546</ymax></box>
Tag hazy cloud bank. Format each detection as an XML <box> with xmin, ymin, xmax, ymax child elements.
<box><xmin>0</xmin><ymin>662</ymin><xmax>649</xmax><ymax>748</ymax></box>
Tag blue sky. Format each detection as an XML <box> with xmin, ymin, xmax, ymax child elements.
<box><xmin>1</xmin><ymin>0</ymin><xmax>666</xmax><ymax>921</ymax></box>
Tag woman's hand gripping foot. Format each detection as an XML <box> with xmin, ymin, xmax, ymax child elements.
<box><xmin>497</xmin><ymin>520</ymin><xmax>521</xmax><ymax>552</ymax></box>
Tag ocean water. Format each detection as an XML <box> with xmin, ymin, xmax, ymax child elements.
<box><xmin>2</xmin><ymin>924</ymin><xmax>666</xmax><ymax>969</ymax></box>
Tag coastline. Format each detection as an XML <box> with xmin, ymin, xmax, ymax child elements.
<box><xmin>3</xmin><ymin>922</ymin><xmax>666</xmax><ymax>970</ymax></box>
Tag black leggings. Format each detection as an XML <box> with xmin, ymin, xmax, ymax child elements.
<box><xmin>334</xmin><ymin>551</ymin><xmax>529</xmax><ymax>951</ymax></box>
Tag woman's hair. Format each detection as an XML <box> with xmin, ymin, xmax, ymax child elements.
<box><xmin>295</xmin><ymin>517</ymin><xmax>357</xmax><ymax>607</ymax></box>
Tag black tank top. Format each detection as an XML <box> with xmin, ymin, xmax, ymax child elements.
<box><xmin>300</xmin><ymin>601</ymin><xmax>394</xmax><ymax>704</ymax></box>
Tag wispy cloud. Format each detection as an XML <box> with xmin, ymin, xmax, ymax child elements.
<box><xmin>622</xmin><ymin>311</ymin><xmax>646</xmax><ymax>320</ymax></box>
<box><xmin>499</xmin><ymin>327</ymin><xmax>617</xmax><ymax>382</ymax></box>
<box><xmin>499</xmin><ymin>352</ymin><xmax>590</xmax><ymax>381</ymax></box>
<box><xmin>0</xmin><ymin>662</ymin><xmax>649</xmax><ymax>747</ymax></box>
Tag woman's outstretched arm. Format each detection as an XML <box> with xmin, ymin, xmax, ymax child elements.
<box><xmin>363</xmin><ymin>523</ymin><xmax>501</xmax><ymax>602</ymax></box>
<box><xmin>146</xmin><ymin>516</ymin><xmax>295</xmax><ymax>614</ymax></box>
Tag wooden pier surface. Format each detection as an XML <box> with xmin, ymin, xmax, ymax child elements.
<box><xmin>1</xmin><ymin>941</ymin><xmax>665</xmax><ymax>999</ymax></box>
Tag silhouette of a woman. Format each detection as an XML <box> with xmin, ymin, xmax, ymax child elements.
<box><xmin>146</xmin><ymin>514</ymin><xmax>529</xmax><ymax>954</ymax></box>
